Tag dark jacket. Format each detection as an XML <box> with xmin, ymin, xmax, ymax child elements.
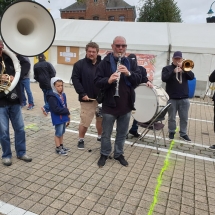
<box><xmin>94</xmin><ymin>53</ymin><xmax>141</xmax><ymax>109</ymax></box>
<box><xmin>47</xmin><ymin>91</ymin><xmax>70</xmax><ymax>126</ymax></box>
<box><xmin>209</xmin><ymin>70</ymin><xmax>215</xmax><ymax>101</ymax></box>
<box><xmin>139</xmin><ymin>66</ymin><xmax>148</xmax><ymax>83</ymax></box>
<box><xmin>162</xmin><ymin>63</ymin><xmax>194</xmax><ymax>99</ymax></box>
<box><xmin>17</xmin><ymin>55</ymin><xmax>31</xmax><ymax>79</ymax></box>
<box><xmin>0</xmin><ymin>53</ymin><xmax>27</xmax><ymax>106</ymax></box>
<box><xmin>72</xmin><ymin>56</ymin><xmax>101</xmax><ymax>102</ymax></box>
<box><xmin>33</xmin><ymin>59</ymin><xmax>56</xmax><ymax>90</ymax></box>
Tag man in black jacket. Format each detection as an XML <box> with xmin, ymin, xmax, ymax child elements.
<box><xmin>94</xmin><ymin>36</ymin><xmax>142</xmax><ymax>167</ymax></box>
<box><xmin>34</xmin><ymin>53</ymin><xmax>56</xmax><ymax>116</ymax></box>
<box><xmin>0</xmin><ymin>40</ymin><xmax>32</xmax><ymax>166</ymax></box>
<box><xmin>127</xmin><ymin>53</ymin><xmax>153</xmax><ymax>137</ymax></box>
<box><xmin>162</xmin><ymin>51</ymin><xmax>194</xmax><ymax>142</ymax></box>
<box><xmin>72</xmin><ymin>42</ymin><xmax>102</xmax><ymax>150</ymax></box>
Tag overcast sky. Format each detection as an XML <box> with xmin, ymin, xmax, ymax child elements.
<box><xmin>35</xmin><ymin>0</ymin><xmax>211</xmax><ymax>23</ymax></box>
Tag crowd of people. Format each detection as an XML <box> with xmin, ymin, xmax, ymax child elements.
<box><xmin>3</xmin><ymin>35</ymin><xmax>212</xmax><ymax>168</ymax></box>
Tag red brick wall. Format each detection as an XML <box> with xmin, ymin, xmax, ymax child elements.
<box><xmin>60</xmin><ymin>0</ymin><xmax>135</xmax><ymax>21</ymax></box>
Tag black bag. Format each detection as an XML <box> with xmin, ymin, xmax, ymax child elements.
<box><xmin>96</xmin><ymin>89</ymin><xmax>105</xmax><ymax>104</ymax></box>
<box><xmin>6</xmin><ymin>88</ymin><xmax>19</xmax><ymax>102</ymax></box>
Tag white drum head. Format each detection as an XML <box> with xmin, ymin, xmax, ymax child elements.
<box><xmin>133</xmin><ymin>84</ymin><xmax>158</xmax><ymax>123</ymax></box>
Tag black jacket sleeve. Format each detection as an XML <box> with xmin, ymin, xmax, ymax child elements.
<box><xmin>209</xmin><ymin>70</ymin><xmax>215</xmax><ymax>82</ymax></box>
<box><xmin>47</xmin><ymin>62</ymin><xmax>56</xmax><ymax>78</ymax></box>
<box><xmin>71</xmin><ymin>61</ymin><xmax>87</xmax><ymax>98</ymax></box>
<box><xmin>17</xmin><ymin>55</ymin><xmax>31</xmax><ymax>79</ymax></box>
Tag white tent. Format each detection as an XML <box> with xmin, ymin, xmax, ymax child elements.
<box><xmin>30</xmin><ymin>19</ymin><xmax>215</xmax><ymax>97</ymax></box>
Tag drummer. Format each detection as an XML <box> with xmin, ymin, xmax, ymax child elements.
<box><xmin>127</xmin><ymin>54</ymin><xmax>153</xmax><ymax>137</ymax></box>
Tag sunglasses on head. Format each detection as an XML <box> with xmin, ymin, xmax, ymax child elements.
<box><xmin>115</xmin><ymin>44</ymin><xmax>127</xmax><ymax>48</ymax></box>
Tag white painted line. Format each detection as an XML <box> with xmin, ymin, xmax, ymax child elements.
<box><xmin>0</xmin><ymin>201</ymin><xmax>37</xmax><ymax>215</ymax></box>
<box><xmin>66</xmin><ymin>129</ymin><xmax>215</xmax><ymax>162</ymax></box>
<box><xmin>70</xmin><ymin>120</ymin><xmax>210</xmax><ymax>149</ymax></box>
<box><xmin>176</xmin><ymin>116</ymin><xmax>213</xmax><ymax>123</ymax></box>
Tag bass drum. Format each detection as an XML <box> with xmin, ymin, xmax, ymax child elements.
<box><xmin>132</xmin><ymin>84</ymin><xmax>169</xmax><ymax>123</ymax></box>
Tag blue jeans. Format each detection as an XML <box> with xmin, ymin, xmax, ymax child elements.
<box><xmin>168</xmin><ymin>99</ymin><xmax>190</xmax><ymax>136</ymax></box>
<box><xmin>129</xmin><ymin>119</ymin><xmax>138</xmax><ymax>132</ymax></box>
<box><xmin>21</xmin><ymin>78</ymin><xmax>34</xmax><ymax>105</ymax></box>
<box><xmin>55</xmin><ymin>123</ymin><xmax>66</xmax><ymax>137</ymax></box>
<box><xmin>42</xmin><ymin>89</ymin><xmax>52</xmax><ymax>113</ymax></box>
<box><xmin>0</xmin><ymin>104</ymin><xmax>26</xmax><ymax>158</ymax></box>
<box><xmin>101</xmin><ymin>112</ymin><xmax>131</xmax><ymax>158</ymax></box>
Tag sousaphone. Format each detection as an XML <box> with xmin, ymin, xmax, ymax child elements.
<box><xmin>0</xmin><ymin>0</ymin><xmax>56</xmax><ymax>95</ymax></box>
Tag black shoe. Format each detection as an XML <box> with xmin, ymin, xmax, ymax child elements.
<box><xmin>114</xmin><ymin>155</ymin><xmax>128</xmax><ymax>167</ymax></box>
<box><xmin>98</xmin><ymin>154</ymin><xmax>108</xmax><ymax>167</ymax></box>
<box><xmin>169</xmin><ymin>132</ymin><xmax>175</xmax><ymax>141</ymax></box>
<box><xmin>129</xmin><ymin>130</ymin><xmax>141</xmax><ymax>138</ymax></box>
<box><xmin>78</xmin><ymin>140</ymin><xmax>84</xmax><ymax>149</ymax></box>
<box><xmin>180</xmin><ymin>135</ymin><xmax>191</xmax><ymax>142</ymax></box>
<box><xmin>209</xmin><ymin>145</ymin><xmax>215</xmax><ymax>150</ymax></box>
<box><xmin>97</xmin><ymin>137</ymin><xmax>101</xmax><ymax>142</ymax></box>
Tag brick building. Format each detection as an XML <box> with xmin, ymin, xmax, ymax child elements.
<box><xmin>60</xmin><ymin>0</ymin><xmax>136</xmax><ymax>22</ymax></box>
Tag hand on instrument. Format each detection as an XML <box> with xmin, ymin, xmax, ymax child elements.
<box><xmin>9</xmin><ymin>75</ymin><xmax>14</xmax><ymax>82</ymax></box>
<box><xmin>146</xmin><ymin>81</ymin><xmax>153</xmax><ymax>88</ymax></box>
<box><xmin>82</xmin><ymin>95</ymin><xmax>90</xmax><ymax>101</ymax></box>
<box><xmin>108</xmin><ymin>72</ymin><xmax>120</xmax><ymax>84</ymax></box>
<box><xmin>117</xmin><ymin>65</ymin><xmax>130</xmax><ymax>76</ymax></box>
<box><xmin>174</xmin><ymin>66</ymin><xmax>182</xmax><ymax>73</ymax></box>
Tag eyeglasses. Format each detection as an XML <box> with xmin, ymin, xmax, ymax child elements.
<box><xmin>114</xmin><ymin>44</ymin><xmax>127</xmax><ymax>48</ymax></box>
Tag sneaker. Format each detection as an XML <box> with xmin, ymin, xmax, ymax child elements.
<box><xmin>114</xmin><ymin>154</ymin><xmax>128</xmax><ymax>167</ymax></box>
<box><xmin>97</xmin><ymin>154</ymin><xmax>108</xmax><ymax>167</ymax></box>
<box><xmin>41</xmin><ymin>107</ymin><xmax>48</xmax><ymax>116</ymax></box>
<box><xmin>61</xmin><ymin>145</ymin><xmax>70</xmax><ymax>152</ymax></box>
<box><xmin>56</xmin><ymin>147</ymin><xmax>68</xmax><ymax>155</ymax></box>
<box><xmin>27</xmin><ymin>104</ymin><xmax>34</xmax><ymax>110</ymax></box>
<box><xmin>17</xmin><ymin>154</ymin><xmax>32</xmax><ymax>162</ymax></box>
<box><xmin>169</xmin><ymin>132</ymin><xmax>175</xmax><ymax>141</ymax></box>
<box><xmin>180</xmin><ymin>135</ymin><xmax>191</xmax><ymax>142</ymax></box>
<box><xmin>2</xmin><ymin>158</ymin><xmax>12</xmax><ymax>166</ymax></box>
<box><xmin>78</xmin><ymin>140</ymin><xmax>84</xmax><ymax>149</ymax></box>
<box><xmin>129</xmin><ymin>130</ymin><xmax>141</xmax><ymax>138</ymax></box>
<box><xmin>97</xmin><ymin>137</ymin><xmax>101</xmax><ymax>142</ymax></box>
<box><xmin>209</xmin><ymin>145</ymin><xmax>215</xmax><ymax>150</ymax></box>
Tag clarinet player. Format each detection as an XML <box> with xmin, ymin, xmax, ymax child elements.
<box><xmin>94</xmin><ymin>36</ymin><xmax>141</xmax><ymax>168</ymax></box>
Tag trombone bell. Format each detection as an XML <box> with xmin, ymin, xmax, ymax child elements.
<box><xmin>181</xmin><ymin>59</ymin><xmax>194</xmax><ymax>72</ymax></box>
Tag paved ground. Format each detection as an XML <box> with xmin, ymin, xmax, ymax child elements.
<box><xmin>0</xmin><ymin>82</ymin><xmax>215</xmax><ymax>215</ymax></box>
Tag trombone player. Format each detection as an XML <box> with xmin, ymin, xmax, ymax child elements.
<box><xmin>162</xmin><ymin>51</ymin><xmax>195</xmax><ymax>142</ymax></box>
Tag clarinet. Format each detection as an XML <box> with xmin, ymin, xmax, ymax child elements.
<box><xmin>114</xmin><ymin>53</ymin><xmax>122</xmax><ymax>97</ymax></box>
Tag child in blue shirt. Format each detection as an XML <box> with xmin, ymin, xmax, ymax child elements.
<box><xmin>47</xmin><ymin>77</ymin><xmax>70</xmax><ymax>155</ymax></box>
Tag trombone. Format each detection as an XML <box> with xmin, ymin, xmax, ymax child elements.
<box><xmin>176</xmin><ymin>59</ymin><xmax>194</xmax><ymax>84</ymax></box>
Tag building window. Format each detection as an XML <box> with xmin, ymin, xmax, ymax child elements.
<box><xmin>108</xmin><ymin>16</ymin><xmax>115</xmax><ymax>21</ymax></box>
<box><xmin>94</xmin><ymin>0</ymin><xmax>98</xmax><ymax>2</ymax></box>
<box><xmin>119</xmin><ymin>15</ymin><xmax>125</xmax><ymax>21</ymax></box>
<box><xmin>79</xmin><ymin>17</ymin><xmax>84</xmax><ymax>19</ymax></box>
<box><xmin>93</xmin><ymin>16</ymin><xmax>99</xmax><ymax>20</ymax></box>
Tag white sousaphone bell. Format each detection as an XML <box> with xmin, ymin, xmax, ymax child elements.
<box><xmin>0</xmin><ymin>0</ymin><xmax>56</xmax><ymax>95</ymax></box>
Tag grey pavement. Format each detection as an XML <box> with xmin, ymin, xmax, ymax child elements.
<box><xmin>0</xmin><ymin>82</ymin><xmax>215</xmax><ymax>215</ymax></box>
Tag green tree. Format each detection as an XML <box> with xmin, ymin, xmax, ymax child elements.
<box><xmin>138</xmin><ymin>0</ymin><xmax>182</xmax><ymax>22</ymax></box>
<box><xmin>0</xmin><ymin>0</ymin><xmax>15</xmax><ymax>16</ymax></box>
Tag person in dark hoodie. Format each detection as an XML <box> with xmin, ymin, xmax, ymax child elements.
<box><xmin>127</xmin><ymin>53</ymin><xmax>153</xmax><ymax>138</ymax></box>
<box><xmin>162</xmin><ymin>51</ymin><xmax>194</xmax><ymax>142</ymax></box>
<box><xmin>33</xmin><ymin>53</ymin><xmax>56</xmax><ymax>116</ymax></box>
<box><xmin>72</xmin><ymin>42</ymin><xmax>102</xmax><ymax>150</ymax></box>
<box><xmin>94</xmin><ymin>36</ymin><xmax>142</xmax><ymax>168</ymax></box>
<box><xmin>47</xmin><ymin>77</ymin><xmax>70</xmax><ymax>155</ymax></box>
<box><xmin>0</xmin><ymin>40</ymin><xmax>32</xmax><ymax>166</ymax></box>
